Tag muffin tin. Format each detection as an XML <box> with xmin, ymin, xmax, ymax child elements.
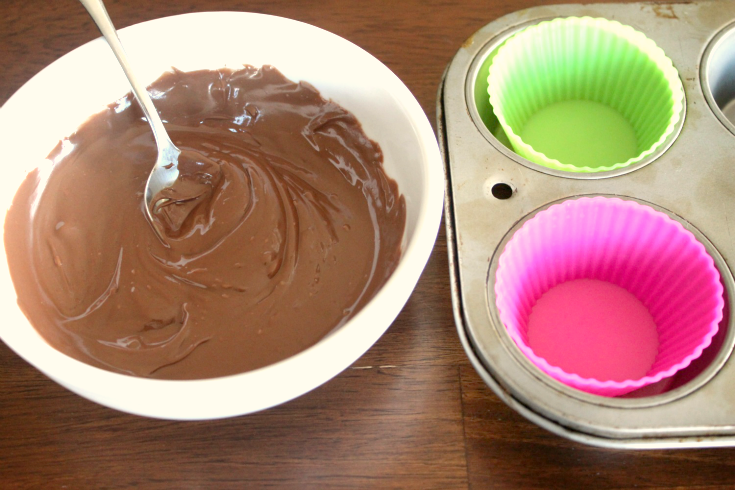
<box><xmin>439</xmin><ymin>0</ymin><xmax>735</xmax><ymax>448</ymax></box>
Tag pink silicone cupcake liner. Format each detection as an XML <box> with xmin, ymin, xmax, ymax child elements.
<box><xmin>494</xmin><ymin>197</ymin><xmax>724</xmax><ymax>397</ymax></box>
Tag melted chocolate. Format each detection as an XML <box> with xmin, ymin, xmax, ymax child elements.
<box><xmin>5</xmin><ymin>66</ymin><xmax>405</xmax><ymax>379</ymax></box>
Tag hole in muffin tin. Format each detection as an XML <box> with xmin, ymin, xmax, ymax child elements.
<box><xmin>491</xmin><ymin>183</ymin><xmax>514</xmax><ymax>200</ymax></box>
<box><xmin>466</xmin><ymin>20</ymin><xmax>686</xmax><ymax>180</ymax></box>
<box><xmin>702</xmin><ymin>20</ymin><xmax>735</xmax><ymax>136</ymax></box>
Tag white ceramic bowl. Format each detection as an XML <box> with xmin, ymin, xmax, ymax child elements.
<box><xmin>0</xmin><ymin>12</ymin><xmax>444</xmax><ymax>419</ymax></box>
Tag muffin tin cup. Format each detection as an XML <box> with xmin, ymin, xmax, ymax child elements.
<box><xmin>494</xmin><ymin>196</ymin><xmax>723</xmax><ymax>397</ymax></box>
<box><xmin>440</xmin><ymin>1</ymin><xmax>735</xmax><ymax>447</ymax></box>
<box><xmin>702</xmin><ymin>20</ymin><xmax>735</xmax><ymax>137</ymax></box>
<box><xmin>488</xmin><ymin>17</ymin><xmax>684</xmax><ymax>173</ymax></box>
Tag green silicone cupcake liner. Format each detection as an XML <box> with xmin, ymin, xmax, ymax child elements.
<box><xmin>487</xmin><ymin>17</ymin><xmax>684</xmax><ymax>173</ymax></box>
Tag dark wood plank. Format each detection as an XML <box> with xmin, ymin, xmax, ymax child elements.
<box><xmin>0</xmin><ymin>358</ymin><xmax>467</xmax><ymax>489</ymax></box>
<box><xmin>460</xmin><ymin>366</ymin><xmax>735</xmax><ymax>489</ymax></box>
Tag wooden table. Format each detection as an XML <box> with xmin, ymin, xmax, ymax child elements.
<box><xmin>3</xmin><ymin>0</ymin><xmax>735</xmax><ymax>488</ymax></box>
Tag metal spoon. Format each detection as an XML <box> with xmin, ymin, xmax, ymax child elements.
<box><xmin>79</xmin><ymin>0</ymin><xmax>182</xmax><ymax>233</ymax></box>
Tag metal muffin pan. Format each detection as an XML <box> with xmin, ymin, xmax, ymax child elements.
<box><xmin>439</xmin><ymin>0</ymin><xmax>735</xmax><ymax>448</ymax></box>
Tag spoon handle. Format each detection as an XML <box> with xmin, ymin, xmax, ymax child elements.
<box><xmin>78</xmin><ymin>0</ymin><xmax>173</xmax><ymax>151</ymax></box>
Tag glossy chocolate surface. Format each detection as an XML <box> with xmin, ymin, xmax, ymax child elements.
<box><xmin>5</xmin><ymin>66</ymin><xmax>405</xmax><ymax>379</ymax></box>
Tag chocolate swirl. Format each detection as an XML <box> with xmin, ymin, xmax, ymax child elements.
<box><xmin>5</xmin><ymin>66</ymin><xmax>405</xmax><ymax>379</ymax></box>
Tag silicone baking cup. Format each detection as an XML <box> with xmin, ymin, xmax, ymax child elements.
<box><xmin>494</xmin><ymin>197</ymin><xmax>723</xmax><ymax>396</ymax></box>
<box><xmin>488</xmin><ymin>17</ymin><xmax>684</xmax><ymax>173</ymax></box>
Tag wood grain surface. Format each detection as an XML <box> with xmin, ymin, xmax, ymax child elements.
<box><xmin>2</xmin><ymin>0</ymin><xmax>735</xmax><ymax>488</ymax></box>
